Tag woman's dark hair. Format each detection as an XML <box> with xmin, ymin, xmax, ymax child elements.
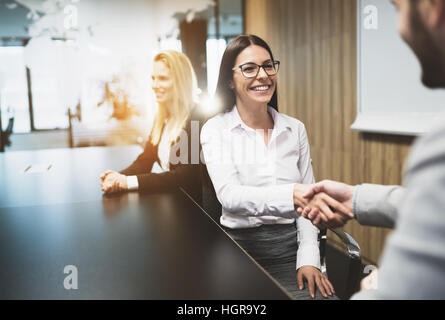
<box><xmin>215</xmin><ymin>34</ymin><xmax>278</xmax><ymax>113</ymax></box>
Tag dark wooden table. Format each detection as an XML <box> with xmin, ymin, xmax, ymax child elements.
<box><xmin>0</xmin><ymin>146</ymin><xmax>291</xmax><ymax>299</ymax></box>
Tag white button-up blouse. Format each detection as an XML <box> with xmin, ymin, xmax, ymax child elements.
<box><xmin>200</xmin><ymin>106</ymin><xmax>320</xmax><ymax>269</ymax></box>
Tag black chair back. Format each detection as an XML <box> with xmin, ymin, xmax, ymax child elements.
<box><xmin>201</xmin><ymin>165</ymin><xmax>222</xmax><ymax>224</ymax></box>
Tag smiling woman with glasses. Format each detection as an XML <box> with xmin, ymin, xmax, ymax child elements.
<box><xmin>200</xmin><ymin>35</ymin><xmax>349</xmax><ymax>300</ymax></box>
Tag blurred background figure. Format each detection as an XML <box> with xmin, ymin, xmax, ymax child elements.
<box><xmin>100</xmin><ymin>50</ymin><xmax>206</xmax><ymax>203</ymax></box>
<box><xmin>0</xmin><ymin>0</ymin><xmax>243</xmax><ymax>151</ymax></box>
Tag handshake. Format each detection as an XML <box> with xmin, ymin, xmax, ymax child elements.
<box><xmin>293</xmin><ymin>180</ymin><xmax>356</xmax><ymax>229</ymax></box>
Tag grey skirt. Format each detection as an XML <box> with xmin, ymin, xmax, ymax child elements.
<box><xmin>225</xmin><ymin>223</ymin><xmax>336</xmax><ymax>300</ymax></box>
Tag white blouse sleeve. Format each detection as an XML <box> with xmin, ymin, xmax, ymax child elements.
<box><xmin>295</xmin><ymin>123</ymin><xmax>320</xmax><ymax>270</ymax></box>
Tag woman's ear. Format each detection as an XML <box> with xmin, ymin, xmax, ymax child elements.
<box><xmin>229</xmin><ymin>80</ymin><xmax>235</xmax><ymax>90</ymax></box>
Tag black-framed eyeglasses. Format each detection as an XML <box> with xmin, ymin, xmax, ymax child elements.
<box><xmin>232</xmin><ymin>61</ymin><xmax>281</xmax><ymax>78</ymax></box>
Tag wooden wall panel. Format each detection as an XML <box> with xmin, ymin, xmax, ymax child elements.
<box><xmin>245</xmin><ymin>0</ymin><xmax>415</xmax><ymax>264</ymax></box>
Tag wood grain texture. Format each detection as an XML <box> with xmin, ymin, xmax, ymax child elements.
<box><xmin>245</xmin><ymin>0</ymin><xmax>416</xmax><ymax>264</ymax></box>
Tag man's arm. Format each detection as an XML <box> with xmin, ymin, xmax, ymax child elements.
<box><xmin>354</xmin><ymin>184</ymin><xmax>405</xmax><ymax>228</ymax></box>
<box><xmin>299</xmin><ymin>180</ymin><xmax>401</xmax><ymax>229</ymax></box>
<box><xmin>352</xmin><ymin>124</ymin><xmax>445</xmax><ymax>299</ymax></box>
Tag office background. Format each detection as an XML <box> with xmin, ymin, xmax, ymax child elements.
<box><xmin>1</xmin><ymin>0</ymin><xmax>419</xmax><ymax>266</ymax></box>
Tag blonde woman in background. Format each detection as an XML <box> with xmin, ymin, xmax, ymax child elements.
<box><xmin>100</xmin><ymin>50</ymin><xmax>206</xmax><ymax>203</ymax></box>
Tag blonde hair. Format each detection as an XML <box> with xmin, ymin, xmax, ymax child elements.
<box><xmin>150</xmin><ymin>50</ymin><xmax>198</xmax><ymax>146</ymax></box>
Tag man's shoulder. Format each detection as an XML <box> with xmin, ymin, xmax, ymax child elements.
<box><xmin>404</xmin><ymin>118</ymin><xmax>445</xmax><ymax>177</ymax></box>
<box><xmin>410</xmin><ymin>119</ymin><xmax>445</xmax><ymax>159</ymax></box>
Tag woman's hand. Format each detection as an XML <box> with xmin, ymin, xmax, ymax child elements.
<box><xmin>297</xmin><ymin>266</ymin><xmax>335</xmax><ymax>299</ymax></box>
<box><xmin>101</xmin><ymin>171</ymin><xmax>128</xmax><ymax>193</ymax></box>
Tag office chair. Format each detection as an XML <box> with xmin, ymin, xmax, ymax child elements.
<box><xmin>201</xmin><ymin>166</ymin><xmax>223</xmax><ymax>222</ymax></box>
<box><xmin>201</xmin><ymin>171</ymin><xmax>364</xmax><ymax>299</ymax></box>
<box><xmin>319</xmin><ymin>228</ymin><xmax>363</xmax><ymax>299</ymax></box>
<box><xmin>67</xmin><ymin>105</ymin><xmax>81</xmax><ymax>148</ymax></box>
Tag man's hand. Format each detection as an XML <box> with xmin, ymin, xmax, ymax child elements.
<box><xmin>294</xmin><ymin>183</ymin><xmax>353</xmax><ymax>229</ymax></box>
<box><xmin>296</xmin><ymin>180</ymin><xmax>355</xmax><ymax>229</ymax></box>
<box><xmin>101</xmin><ymin>170</ymin><xmax>128</xmax><ymax>193</ymax></box>
<box><xmin>297</xmin><ymin>266</ymin><xmax>335</xmax><ymax>299</ymax></box>
<box><xmin>360</xmin><ymin>269</ymin><xmax>379</xmax><ymax>291</ymax></box>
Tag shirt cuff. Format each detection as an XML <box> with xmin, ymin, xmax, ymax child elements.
<box><xmin>296</xmin><ymin>243</ymin><xmax>321</xmax><ymax>270</ymax></box>
<box><xmin>353</xmin><ymin>184</ymin><xmax>360</xmax><ymax>219</ymax></box>
<box><xmin>126</xmin><ymin>175</ymin><xmax>139</xmax><ymax>191</ymax></box>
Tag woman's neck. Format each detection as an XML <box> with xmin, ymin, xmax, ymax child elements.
<box><xmin>158</xmin><ymin>103</ymin><xmax>170</xmax><ymax>119</ymax></box>
<box><xmin>236</xmin><ymin>100</ymin><xmax>273</xmax><ymax>130</ymax></box>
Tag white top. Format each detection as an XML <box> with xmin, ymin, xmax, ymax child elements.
<box><xmin>200</xmin><ymin>106</ymin><xmax>320</xmax><ymax>269</ymax></box>
<box><xmin>126</xmin><ymin>124</ymin><xmax>170</xmax><ymax>190</ymax></box>
<box><xmin>157</xmin><ymin>123</ymin><xmax>171</xmax><ymax>172</ymax></box>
